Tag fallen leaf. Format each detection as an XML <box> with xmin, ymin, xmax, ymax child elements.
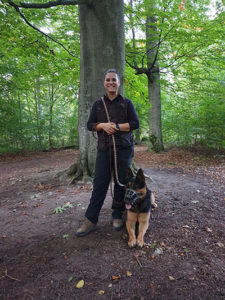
<box><xmin>191</xmin><ymin>200</ymin><xmax>199</xmax><ymax>204</ymax></box>
<box><xmin>76</xmin><ymin>279</ymin><xmax>84</xmax><ymax>288</ymax></box>
<box><xmin>98</xmin><ymin>290</ymin><xmax>105</xmax><ymax>295</ymax></box>
<box><xmin>217</xmin><ymin>242</ymin><xmax>224</xmax><ymax>248</ymax></box>
<box><xmin>112</xmin><ymin>275</ymin><xmax>121</xmax><ymax>282</ymax></box>
<box><xmin>152</xmin><ymin>247</ymin><xmax>163</xmax><ymax>257</ymax></box>
<box><xmin>68</xmin><ymin>276</ymin><xmax>73</xmax><ymax>282</ymax></box>
<box><xmin>205</xmin><ymin>227</ymin><xmax>212</xmax><ymax>233</ymax></box>
<box><xmin>168</xmin><ymin>276</ymin><xmax>175</xmax><ymax>281</ymax></box>
<box><xmin>160</xmin><ymin>241</ymin><xmax>166</xmax><ymax>247</ymax></box>
<box><xmin>182</xmin><ymin>225</ymin><xmax>190</xmax><ymax>229</ymax></box>
<box><xmin>126</xmin><ymin>271</ymin><xmax>132</xmax><ymax>277</ymax></box>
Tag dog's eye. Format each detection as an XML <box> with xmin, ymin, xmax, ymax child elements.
<box><xmin>137</xmin><ymin>192</ymin><xmax>144</xmax><ymax>198</ymax></box>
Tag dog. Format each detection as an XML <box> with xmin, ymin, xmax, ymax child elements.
<box><xmin>124</xmin><ymin>167</ymin><xmax>157</xmax><ymax>248</ymax></box>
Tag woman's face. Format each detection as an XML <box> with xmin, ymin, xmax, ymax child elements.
<box><xmin>104</xmin><ymin>72</ymin><xmax>120</xmax><ymax>96</ymax></box>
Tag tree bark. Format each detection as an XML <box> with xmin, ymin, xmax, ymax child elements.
<box><xmin>146</xmin><ymin>14</ymin><xmax>164</xmax><ymax>152</ymax></box>
<box><xmin>48</xmin><ymin>83</ymin><xmax>54</xmax><ymax>149</ymax></box>
<box><xmin>147</xmin><ymin>70</ymin><xmax>163</xmax><ymax>152</ymax></box>
<box><xmin>67</xmin><ymin>0</ymin><xmax>125</xmax><ymax>183</ymax></box>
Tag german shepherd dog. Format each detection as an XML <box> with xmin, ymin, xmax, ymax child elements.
<box><xmin>124</xmin><ymin>168</ymin><xmax>157</xmax><ymax>248</ymax></box>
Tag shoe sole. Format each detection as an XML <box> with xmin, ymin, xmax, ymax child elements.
<box><xmin>75</xmin><ymin>226</ymin><xmax>97</xmax><ymax>237</ymax></box>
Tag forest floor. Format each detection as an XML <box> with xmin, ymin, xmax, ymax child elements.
<box><xmin>0</xmin><ymin>145</ymin><xmax>224</xmax><ymax>300</ymax></box>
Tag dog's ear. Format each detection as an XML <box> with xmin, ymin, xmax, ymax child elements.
<box><xmin>124</xmin><ymin>167</ymin><xmax>134</xmax><ymax>183</ymax></box>
<box><xmin>136</xmin><ymin>168</ymin><xmax>146</xmax><ymax>187</ymax></box>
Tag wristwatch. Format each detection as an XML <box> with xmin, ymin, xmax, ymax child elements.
<box><xmin>116</xmin><ymin>123</ymin><xmax>120</xmax><ymax>131</ymax></box>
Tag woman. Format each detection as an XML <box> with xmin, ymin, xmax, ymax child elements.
<box><xmin>76</xmin><ymin>69</ymin><xmax>139</xmax><ymax>237</ymax></box>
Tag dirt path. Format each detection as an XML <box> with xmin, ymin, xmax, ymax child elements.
<box><xmin>0</xmin><ymin>147</ymin><xmax>224</xmax><ymax>299</ymax></box>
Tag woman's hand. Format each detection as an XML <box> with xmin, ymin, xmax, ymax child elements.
<box><xmin>96</xmin><ymin>122</ymin><xmax>118</xmax><ymax>135</ymax></box>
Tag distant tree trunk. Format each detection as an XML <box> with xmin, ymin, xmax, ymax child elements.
<box><xmin>48</xmin><ymin>83</ymin><xmax>54</xmax><ymax>149</ymax></box>
<box><xmin>34</xmin><ymin>77</ymin><xmax>43</xmax><ymax>149</ymax></box>
<box><xmin>17</xmin><ymin>93</ymin><xmax>25</xmax><ymax>149</ymax></box>
<box><xmin>135</xmin><ymin>128</ymin><xmax>141</xmax><ymax>145</ymax></box>
<box><xmin>146</xmin><ymin>14</ymin><xmax>164</xmax><ymax>152</ymax></box>
<box><xmin>127</xmin><ymin>0</ymin><xmax>163</xmax><ymax>152</ymax></box>
<box><xmin>67</xmin><ymin>0</ymin><xmax>125</xmax><ymax>183</ymax></box>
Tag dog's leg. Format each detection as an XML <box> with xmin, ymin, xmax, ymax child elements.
<box><xmin>137</xmin><ymin>212</ymin><xmax>150</xmax><ymax>248</ymax></box>
<box><xmin>151</xmin><ymin>192</ymin><xmax>157</xmax><ymax>209</ymax></box>
<box><xmin>126</xmin><ymin>211</ymin><xmax>137</xmax><ymax>248</ymax></box>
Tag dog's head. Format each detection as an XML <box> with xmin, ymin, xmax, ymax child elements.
<box><xmin>124</xmin><ymin>168</ymin><xmax>147</xmax><ymax>210</ymax></box>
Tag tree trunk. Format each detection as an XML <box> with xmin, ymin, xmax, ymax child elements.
<box><xmin>34</xmin><ymin>77</ymin><xmax>43</xmax><ymax>149</ymax></box>
<box><xmin>147</xmin><ymin>71</ymin><xmax>164</xmax><ymax>152</ymax></box>
<box><xmin>146</xmin><ymin>14</ymin><xmax>164</xmax><ymax>152</ymax></box>
<box><xmin>67</xmin><ymin>0</ymin><xmax>125</xmax><ymax>183</ymax></box>
<box><xmin>134</xmin><ymin>128</ymin><xmax>141</xmax><ymax>145</ymax></box>
<box><xmin>48</xmin><ymin>83</ymin><xmax>54</xmax><ymax>149</ymax></box>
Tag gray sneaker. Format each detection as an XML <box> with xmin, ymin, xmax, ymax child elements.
<box><xmin>113</xmin><ymin>219</ymin><xmax>124</xmax><ymax>231</ymax></box>
<box><xmin>76</xmin><ymin>218</ymin><xmax>96</xmax><ymax>237</ymax></box>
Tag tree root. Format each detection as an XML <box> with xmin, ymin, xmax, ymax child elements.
<box><xmin>69</xmin><ymin>169</ymin><xmax>82</xmax><ymax>185</ymax></box>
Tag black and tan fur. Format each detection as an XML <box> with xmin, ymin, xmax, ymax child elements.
<box><xmin>124</xmin><ymin>168</ymin><xmax>157</xmax><ymax>248</ymax></box>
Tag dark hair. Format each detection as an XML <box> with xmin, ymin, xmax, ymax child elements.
<box><xmin>104</xmin><ymin>69</ymin><xmax>120</xmax><ymax>81</ymax></box>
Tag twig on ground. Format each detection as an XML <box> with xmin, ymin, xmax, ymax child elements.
<box><xmin>4</xmin><ymin>269</ymin><xmax>21</xmax><ymax>281</ymax></box>
<box><xmin>134</xmin><ymin>256</ymin><xmax>142</xmax><ymax>267</ymax></box>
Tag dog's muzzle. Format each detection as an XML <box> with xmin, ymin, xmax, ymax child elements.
<box><xmin>124</xmin><ymin>188</ymin><xmax>139</xmax><ymax>210</ymax></box>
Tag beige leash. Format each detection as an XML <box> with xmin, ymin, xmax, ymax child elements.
<box><xmin>101</xmin><ymin>97</ymin><xmax>125</xmax><ymax>188</ymax></box>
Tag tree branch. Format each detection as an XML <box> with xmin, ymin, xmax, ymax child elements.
<box><xmin>126</xmin><ymin>59</ymin><xmax>148</xmax><ymax>75</ymax></box>
<box><xmin>8</xmin><ymin>0</ymin><xmax>76</xmax><ymax>57</ymax></box>
<box><xmin>14</xmin><ymin>0</ymin><xmax>89</xmax><ymax>9</ymax></box>
<box><xmin>159</xmin><ymin>45</ymin><xmax>201</xmax><ymax>72</ymax></box>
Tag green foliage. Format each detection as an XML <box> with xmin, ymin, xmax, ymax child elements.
<box><xmin>0</xmin><ymin>3</ymin><xmax>80</xmax><ymax>153</ymax></box>
<box><xmin>125</xmin><ymin>65</ymin><xmax>150</xmax><ymax>141</ymax></box>
<box><xmin>125</xmin><ymin>0</ymin><xmax>225</xmax><ymax>149</ymax></box>
<box><xmin>53</xmin><ymin>202</ymin><xmax>73</xmax><ymax>214</ymax></box>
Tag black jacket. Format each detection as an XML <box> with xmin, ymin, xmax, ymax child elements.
<box><xmin>87</xmin><ymin>94</ymin><xmax>139</xmax><ymax>151</ymax></box>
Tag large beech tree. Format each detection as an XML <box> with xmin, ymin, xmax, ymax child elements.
<box><xmin>8</xmin><ymin>0</ymin><xmax>125</xmax><ymax>182</ymax></box>
<box><xmin>76</xmin><ymin>1</ymin><xmax>125</xmax><ymax>182</ymax></box>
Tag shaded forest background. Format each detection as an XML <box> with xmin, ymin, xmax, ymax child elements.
<box><xmin>0</xmin><ymin>0</ymin><xmax>224</xmax><ymax>154</ymax></box>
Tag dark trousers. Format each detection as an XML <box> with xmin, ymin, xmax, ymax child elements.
<box><xmin>85</xmin><ymin>146</ymin><xmax>134</xmax><ymax>224</ymax></box>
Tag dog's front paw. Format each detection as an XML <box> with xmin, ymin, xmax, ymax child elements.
<box><xmin>137</xmin><ymin>238</ymin><xmax>144</xmax><ymax>248</ymax></box>
<box><xmin>128</xmin><ymin>239</ymin><xmax>136</xmax><ymax>248</ymax></box>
